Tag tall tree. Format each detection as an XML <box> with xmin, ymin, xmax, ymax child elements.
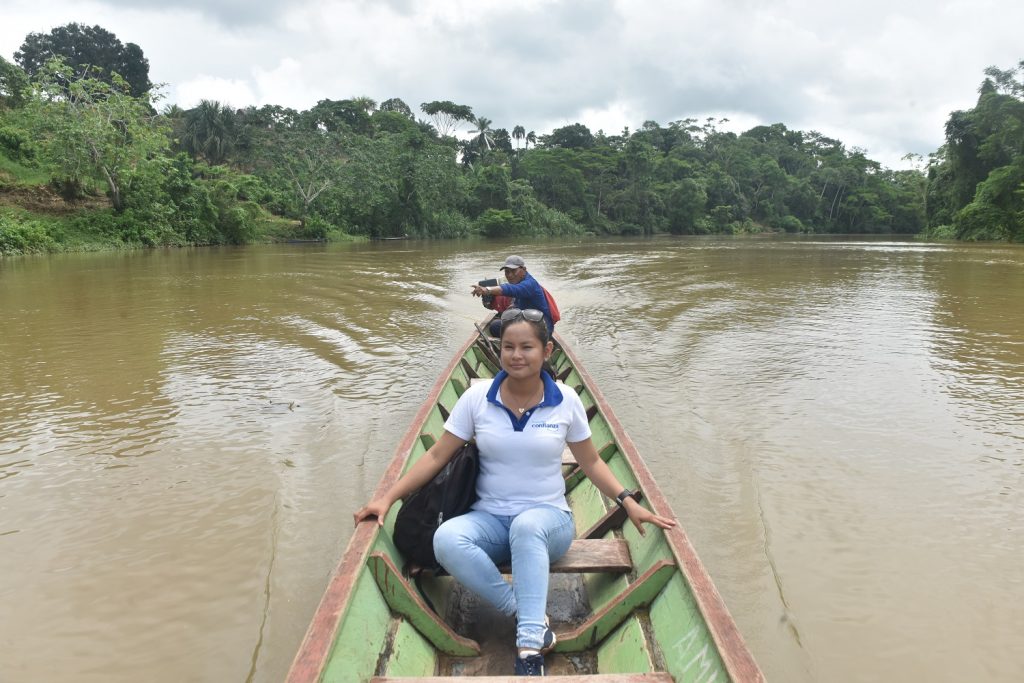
<box><xmin>350</xmin><ymin>96</ymin><xmax>377</xmax><ymax>114</ymax></box>
<box><xmin>240</xmin><ymin>104</ymin><xmax>301</xmax><ymax>131</ymax></box>
<box><xmin>181</xmin><ymin>100</ymin><xmax>238</xmax><ymax>165</ymax></box>
<box><xmin>420</xmin><ymin>100</ymin><xmax>474</xmax><ymax>137</ymax></box>
<box><xmin>617</xmin><ymin>137</ymin><xmax>659</xmax><ymax>233</ymax></box>
<box><xmin>303</xmin><ymin>98</ymin><xmax>373</xmax><ymax>135</ymax></box>
<box><xmin>492</xmin><ymin>128</ymin><xmax>513</xmax><ymax>154</ymax></box>
<box><xmin>544</xmin><ymin>123</ymin><xmax>595</xmax><ymax>149</ymax></box>
<box><xmin>663</xmin><ymin>178</ymin><xmax>708</xmax><ymax>234</ymax></box>
<box><xmin>926</xmin><ymin>61</ymin><xmax>1024</xmax><ymax>240</ymax></box>
<box><xmin>512</xmin><ymin>125</ymin><xmax>525</xmax><ymax>151</ymax></box>
<box><xmin>256</xmin><ymin>128</ymin><xmax>346</xmax><ymax>229</ymax></box>
<box><xmin>472</xmin><ymin>116</ymin><xmax>495</xmax><ymax>152</ymax></box>
<box><xmin>25</xmin><ymin>59</ymin><xmax>168</xmax><ymax>211</ymax></box>
<box><xmin>982</xmin><ymin>60</ymin><xmax>1024</xmax><ymax>98</ymax></box>
<box><xmin>0</xmin><ymin>56</ymin><xmax>29</xmax><ymax>109</ymax></box>
<box><xmin>15</xmin><ymin>23</ymin><xmax>152</xmax><ymax>97</ymax></box>
<box><xmin>519</xmin><ymin>149</ymin><xmax>589</xmax><ymax>221</ymax></box>
<box><xmin>379</xmin><ymin>97</ymin><xmax>414</xmax><ymax>118</ymax></box>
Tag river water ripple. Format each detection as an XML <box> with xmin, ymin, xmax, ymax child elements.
<box><xmin>1</xmin><ymin>237</ymin><xmax>1021</xmax><ymax>682</ymax></box>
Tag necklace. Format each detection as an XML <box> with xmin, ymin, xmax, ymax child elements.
<box><xmin>504</xmin><ymin>384</ymin><xmax>544</xmax><ymax>415</ymax></box>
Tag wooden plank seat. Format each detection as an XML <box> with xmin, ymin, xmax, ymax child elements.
<box><xmin>498</xmin><ymin>538</ymin><xmax>631</xmax><ymax>574</ymax></box>
<box><xmin>367</xmin><ymin>539</ymin><xmax>634</xmax><ymax>656</ymax></box>
<box><xmin>372</xmin><ymin>675</ymin><xmax>674</xmax><ymax>682</ymax></box>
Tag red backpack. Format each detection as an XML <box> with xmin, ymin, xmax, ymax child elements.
<box><xmin>542</xmin><ymin>287</ymin><xmax>561</xmax><ymax>324</ymax></box>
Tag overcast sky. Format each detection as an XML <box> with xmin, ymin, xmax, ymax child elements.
<box><xmin>3</xmin><ymin>0</ymin><xmax>1022</xmax><ymax>169</ymax></box>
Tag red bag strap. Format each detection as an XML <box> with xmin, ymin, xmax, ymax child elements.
<box><xmin>541</xmin><ymin>287</ymin><xmax>561</xmax><ymax>323</ymax></box>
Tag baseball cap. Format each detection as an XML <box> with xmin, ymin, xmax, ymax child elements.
<box><xmin>499</xmin><ymin>255</ymin><xmax>526</xmax><ymax>270</ymax></box>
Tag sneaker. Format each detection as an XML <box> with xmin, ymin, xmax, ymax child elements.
<box><xmin>514</xmin><ymin>652</ymin><xmax>545</xmax><ymax>676</ymax></box>
<box><xmin>539</xmin><ymin>621</ymin><xmax>557</xmax><ymax>655</ymax></box>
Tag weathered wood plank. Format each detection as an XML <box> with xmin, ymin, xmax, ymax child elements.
<box><xmin>564</xmin><ymin>440</ymin><xmax>617</xmax><ymax>492</ymax></box>
<box><xmin>473</xmin><ymin>322</ymin><xmax>501</xmax><ymax>367</ymax></box>
<box><xmin>580</xmin><ymin>491</ymin><xmax>645</xmax><ymax>540</ymax></box>
<box><xmin>366</xmin><ymin>553</ymin><xmax>481</xmax><ymax>657</ymax></box>
<box><xmin>460</xmin><ymin>356</ymin><xmax>480</xmax><ymax>380</ymax></box>
<box><xmin>554</xmin><ymin>561</ymin><xmax>676</xmax><ymax>653</ymax></box>
<box><xmin>497</xmin><ymin>539</ymin><xmax>631</xmax><ymax>574</ymax></box>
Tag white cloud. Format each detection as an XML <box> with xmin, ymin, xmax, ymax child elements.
<box><xmin>251</xmin><ymin>58</ymin><xmax>307</xmax><ymax>108</ymax></box>
<box><xmin>3</xmin><ymin>0</ymin><xmax>1024</xmax><ymax>169</ymax></box>
<box><xmin>174</xmin><ymin>75</ymin><xmax>258</xmax><ymax>110</ymax></box>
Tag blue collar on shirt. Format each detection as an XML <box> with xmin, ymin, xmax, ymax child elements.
<box><xmin>486</xmin><ymin>370</ymin><xmax>563</xmax><ymax>431</ymax></box>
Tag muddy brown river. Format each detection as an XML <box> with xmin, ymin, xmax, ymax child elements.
<box><xmin>1</xmin><ymin>236</ymin><xmax>1022</xmax><ymax>682</ymax></box>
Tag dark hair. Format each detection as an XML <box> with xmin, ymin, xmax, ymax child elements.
<box><xmin>498</xmin><ymin>316</ymin><xmax>549</xmax><ymax>345</ymax></box>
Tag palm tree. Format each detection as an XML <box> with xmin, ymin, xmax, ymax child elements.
<box><xmin>161</xmin><ymin>103</ymin><xmax>185</xmax><ymax>119</ymax></box>
<box><xmin>525</xmin><ymin>130</ymin><xmax>537</xmax><ymax>150</ymax></box>
<box><xmin>182</xmin><ymin>99</ymin><xmax>236</xmax><ymax>165</ymax></box>
<box><xmin>161</xmin><ymin>104</ymin><xmax>186</xmax><ymax>151</ymax></box>
<box><xmin>350</xmin><ymin>95</ymin><xmax>377</xmax><ymax>114</ymax></box>
<box><xmin>473</xmin><ymin>116</ymin><xmax>495</xmax><ymax>152</ymax></box>
<box><xmin>415</xmin><ymin>118</ymin><xmax>437</xmax><ymax>137</ymax></box>
<box><xmin>512</xmin><ymin>125</ymin><xmax>525</xmax><ymax>151</ymax></box>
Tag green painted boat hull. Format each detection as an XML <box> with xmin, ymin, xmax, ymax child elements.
<box><xmin>288</xmin><ymin>326</ymin><xmax>764</xmax><ymax>682</ymax></box>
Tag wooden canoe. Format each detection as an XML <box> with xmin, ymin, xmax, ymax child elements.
<box><xmin>287</xmin><ymin>323</ymin><xmax>765</xmax><ymax>682</ymax></box>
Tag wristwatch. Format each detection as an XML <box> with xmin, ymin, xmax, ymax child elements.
<box><xmin>615</xmin><ymin>489</ymin><xmax>637</xmax><ymax>507</ymax></box>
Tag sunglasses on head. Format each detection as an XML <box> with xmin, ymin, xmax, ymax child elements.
<box><xmin>500</xmin><ymin>308</ymin><xmax>544</xmax><ymax>323</ymax></box>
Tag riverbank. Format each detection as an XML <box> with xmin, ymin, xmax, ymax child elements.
<box><xmin>0</xmin><ymin>180</ymin><xmax>353</xmax><ymax>256</ymax></box>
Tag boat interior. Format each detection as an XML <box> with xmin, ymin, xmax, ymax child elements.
<box><xmin>367</xmin><ymin>332</ymin><xmax>679</xmax><ymax>681</ymax></box>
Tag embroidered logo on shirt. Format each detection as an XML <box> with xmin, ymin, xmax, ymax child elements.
<box><xmin>531</xmin><ymin>422</ymin><xmax>560</xmax><ymax>429</ymax></box>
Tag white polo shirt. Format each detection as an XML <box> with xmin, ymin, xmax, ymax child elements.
<box><xmin>444</xmin><ymin>370</ymin><xmax>592</xmax><ymax>516</ymax></box>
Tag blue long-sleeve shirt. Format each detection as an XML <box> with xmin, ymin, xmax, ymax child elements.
<box><xmin>499</xmin><ymin>272</ymin><xmax>554</xmax><ymax>332</ymax></box>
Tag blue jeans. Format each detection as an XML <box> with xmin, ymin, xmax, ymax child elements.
<box><xmin>433</xmin><ymin>505</ymin><xmax>575</xmax><ymax>650</ymax></box>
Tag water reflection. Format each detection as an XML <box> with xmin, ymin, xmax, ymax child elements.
<box><xmin>926</xmin><ymin>255</ymin><xmax>1024</xmax><ymax>448</ymax></box>
<box><xmin>544</xmin><ymin>237</ymin><xmax>1024</xmax><ymax>682</ymax></box>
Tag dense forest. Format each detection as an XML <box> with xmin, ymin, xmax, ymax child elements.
<box><xmin>1</xmin><ymin>24</ymin><xmax>1022</xmax><ymax>254</ymax></box>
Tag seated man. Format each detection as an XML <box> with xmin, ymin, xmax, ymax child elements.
<box><xmin>472</xmin><ymin>255</ymin><xmax>555</xmax><ymax>336</ymax></box>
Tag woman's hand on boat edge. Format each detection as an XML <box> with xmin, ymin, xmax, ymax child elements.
<box><xmin>622</xmin><ymin>497</ymin><xmax>676</xmax><ymax>536</ymax></box>
<box><xmin>352</xmin><ymin>432</ymin><xmax>468</xmax><ymax>528</ymax></box>
<box><xmin>567</xmin><ymin>438</ymin><xmax>677</xmax><ymax>536</ymax></box>
<box><xmin>354</xmin><ymin>498</ymin><xmax>391</xmax><ymax>527</ymax></box>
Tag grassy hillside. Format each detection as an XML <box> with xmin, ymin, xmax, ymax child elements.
<box><xmin>0</xmin><ymin>153</ymin><xmax>307</xmax><ymax>256</ymax></box>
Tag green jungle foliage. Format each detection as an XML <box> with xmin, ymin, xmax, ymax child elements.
<box><xmin>924</xmin><ymin>61</ymin><xmax>1024</xmax><ymax>241</ymax></box>
<box><xmin>1</xmin><ymin>23</ymin><xmax>1022</xmax><ymax>254</ymax></box>
<box><xmin>14</xmin><ymin>23</ymin><xmax>151</xmax><ymax>97</ymax></box>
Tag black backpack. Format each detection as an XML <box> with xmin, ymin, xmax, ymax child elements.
<box><xmin>393</xmin><ymin>441</ymin><xmax>479</xmax><ymax>570</ymax></box>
